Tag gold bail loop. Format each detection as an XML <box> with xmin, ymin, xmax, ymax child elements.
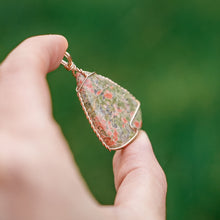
<box><xmin>61</xmin><ymin>52</ymin><xmax>74</xmax><ymax>70</ymax></box>
<box><xmin>61</xmin><ymin>52</ymin><xmax>82</xmax><ymax>77</ymax></box>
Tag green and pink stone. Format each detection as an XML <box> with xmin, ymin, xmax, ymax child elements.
<box><xmin>75</xmin><ymin>70</ymin><xmax>142</xmax><ymax>151</ymax></box>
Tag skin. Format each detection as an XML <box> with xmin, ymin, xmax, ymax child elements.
<box><xmin>0</xmin><ymin>35</ymin><xmax>167</xmax><ymax>220</ymax></box>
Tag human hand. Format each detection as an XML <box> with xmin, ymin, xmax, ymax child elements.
<box><xmin>0</xmin><ymin>35</ymin><xmax>167</xmax><ymax>220</ymax></box>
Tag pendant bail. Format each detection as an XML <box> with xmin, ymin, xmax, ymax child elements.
<box><xmin>61</xmin><ymin>52</ymin><xmax>81</xmax><ymax>77</ymax></box>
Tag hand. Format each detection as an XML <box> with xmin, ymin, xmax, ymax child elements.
<box><xmin>0</xmin><ymin>35</ymin><xmax>167</xmax><ymax>220</ymax></box>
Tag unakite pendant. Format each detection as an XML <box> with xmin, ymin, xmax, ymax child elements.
<box><xmin>61</xmin><ymin>52</ymin><xmax>142</xmax><ymax>151</ymax></box>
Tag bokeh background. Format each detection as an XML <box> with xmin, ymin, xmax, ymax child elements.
<box><xmin>1</xmin><ymin>0</ymin><xmax>220</xmax><ymax>219</ymax></box>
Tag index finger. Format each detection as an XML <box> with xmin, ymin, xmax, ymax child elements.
<box><xmin>0</xmin><ymin>35</ymin><xmax>68</xmax><ymax>129</ymax></box>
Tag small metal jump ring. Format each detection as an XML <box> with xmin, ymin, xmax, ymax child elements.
<box><xmin>61</xmin><ymin>52</ymin><xmax>77</xmax><ymax>73</ymax></box>
<box><xmin>61</xmin><ymin>52</ymin><xmax>85</xmax><ymax>77</ymax></box>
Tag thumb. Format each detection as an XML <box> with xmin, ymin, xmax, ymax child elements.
<box><xmin>0</xmin><ymin>35</ymin><xmax>68</xmax><ymax>128</ymax></box>
<box><xmin>113</xmin><ymin>131</ymin><xmax>167</xmax><ymax>219</ymax></box>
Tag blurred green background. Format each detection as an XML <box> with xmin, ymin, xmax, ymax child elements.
<box><xmin>1</xmin><ymin>0</ymin><xmax>220</xmax><ymax>219</ymax></box>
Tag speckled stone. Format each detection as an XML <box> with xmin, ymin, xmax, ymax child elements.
<box><xmin>76</xmin><ymin>71</ymin><xmax>142</xmax><ymax>150</ymax></box>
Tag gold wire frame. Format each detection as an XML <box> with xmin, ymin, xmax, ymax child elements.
<box><xmin>61</xmin><ymin>52</ymin><xmax>141</xmax><ymax>151</ymax></box>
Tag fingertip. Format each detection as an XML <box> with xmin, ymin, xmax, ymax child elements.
<box><xmin>113</xmin><ymin>130</ymin><xmax>153</xmax><ymax>176</ymax></box>
<box><xmin>29</xmin><ymin>34</ymin><xmax>69</xmax><ymax>72</ymax></box>
<box><xmin>113</xmin><ymin>130</ymin><xmax>156</xmax><ymax>176</ymax></box>
<box><xmin>44</xmin><ymin>34</ymin><xmax>69</xmax><ymax>72</ymax></box>
<box><xmin>122</xmin><ymin>130</ymin><xmax>153</xmax><ymax>156</ymax></box>
<box><xmin>53</xmin><ymin>34</ymin><xmax>68</xmax><ymax>49</ymax></box>
<box><xmin>136</xmin><ymin>131</ymin><xmax>167</xmax><ymax>188</ymax></box>
<box><xmin>27</xmin><ymin>34</ymin><xmax>68</xmax><ymax>48</ymax></box>
<box><xmin>1</xmin><ymin>34</ymin><xmax>69</xmax><ymax>76</ymax></box>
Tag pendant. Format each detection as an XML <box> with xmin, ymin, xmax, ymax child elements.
<box><xmin>61</xmin><ymin>52</ymin><xmax>142</xmax><ymax>151</ymax></box>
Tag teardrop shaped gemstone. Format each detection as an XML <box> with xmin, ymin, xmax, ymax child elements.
<box><xmin>75</xmin><ymin>71</ymin><xmax>142</xmax><ymax>150</ymax></box>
